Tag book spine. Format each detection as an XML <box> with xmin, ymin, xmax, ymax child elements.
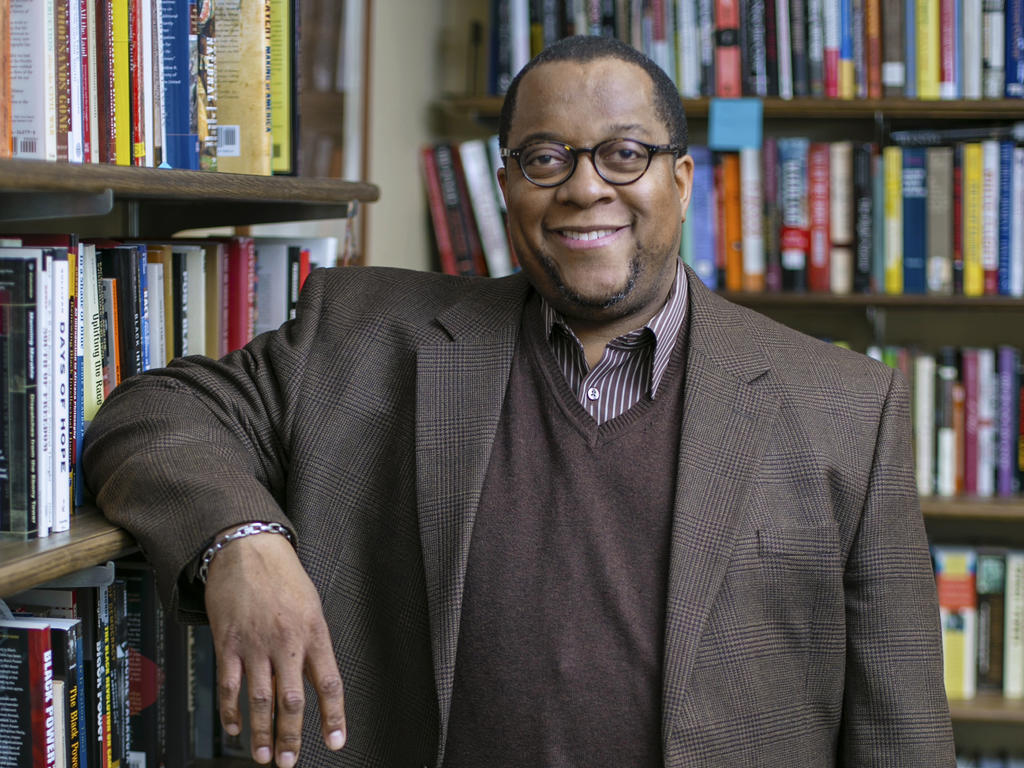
<box><xmin>458</xmin><ymin>140</ymin><xmax>514</xmax><ymax>278</ymax></box>
<box><xmin>983</xmin><ymin>0</ymin><xmax>1006</xmax><ymax>98</ymax></box>
<box><xmin>763</xmin><ymin>137</ymin><xmax>783</xmax><ymax>291</ymax></box>
<box><xmin>982</xmin><ymin>139</ymin><xmax>1000</xmax><ymax>294</ymax></box>
<box><xmin>197</xmin><ymin>0</ymin><xmax>217</xmax><ymax>171</ymax></box>
<box><xmin>915</xmin><ymin>352</ymin><xmax>936</xmax><ymax>496</ymax></box>
<box><xmin>881</xmin><ymin>0</ymin><xmax>905</xmax><ymax>96</ymax></box>
<box><xmin>807</xmin><ymin>0</ymin><xmax>825</xmax><ymax>95</ymax></box>
<box><xmin>853</xmin><ymin>142</ymin><xmax>874</xmax><ymax>292</ymax></box>
<box><xmin>1008</xmin><ymin>0</ymin><xmax>1024</xmax><ymax>96</ymax></box>
<box><xmin>0</xmin><ymin>5</ymin><xmax>10</xmax><ymax>159</ymax></box>
<box><xmin>450</xmin><ymin>145</ymin><xmax>489</xmax><ymax>277</ymax></box>
<box><xmin>68</xmin><ymin>0</ymin><xmax>83</xmax><ymax>162</ymax></box>
<box><xmin>999</xmin><ymin>140</ymin><xmax>1014</xmax><ymax>294</ymax></box>
<box><xmin>129</xmin><ymin>0</ymin><xmax>145</xmax><ymax>165</ymax></box>
<box><xmin>111</xmin><ymin>0</ymin><xmax>130</xmax><ymax>165</ymax></box>
<box><xmin>689</xmin><ymin>145</ymin><xmax>718</xmax><ymax>289</ymax></box>
<box><xmin>763</xmin><ymin>0</ymin><xmax>779</xmax><ymax>96</ymax></box>
<box><xmin>740</xmin><ymin>147</ymin><xmax>765</xmax><ymax>291</ymax></box>
<box><xmin>50</xmin><ymin>251</ymin><xmax>70</xmax><ymax>534</ymax></box>
<box><xmin>901</xmin><ymin>146</ymin><xmax>928</xmax><ymax>294</ymax></box>
<box><xmin>905</xmin><ymin>0</ymin><xmax>917</xmax><ymax>97</ymax></box>
<box><xmin>55</xmin><ymin>0</ymin><xmax>72</xmax><ymax>161</ymax></box>
<box><xmin>9</xmin><ymin>0</ymin><xmax>56</xmax><ymax>159</ymax></box>
<box><xmin>778</xmin><ymin>137</ymin><xmax>809</xmax><ymax>292</ymax></box>
<box><xmin>883</xmin><ymin>145</ymin><xmax>903</xmax><ymax>295</ymax></box>
<box><xmin>926</xmin><ymin>145</ymin><xmax>954</xmax><ymax>294</ymax></box>
<box><xmin>963</xmin><ymin>142</ymin><xmax>985</xmax><ymax>296</ymax></box>
<box><xmin>823</xmin><ymin>0</ymin><xmax>840</xmax><ymax>97</ymax></box>
<box><xmin>720</xmin><ymin>151</ymin><xmax>743</xmax><ymax>291</ymax></box>
<box><xmin>1013</xmin><ymin>146</ymin><xmax>1024</xmax><ymax>297</ymax></box>
<box><xmin>932</xmin><ymin>545</ymin><xmax>978</xmax><ymax>700</ymax></box>
<box><xmin>829</xmin><ymin>140</ymin><xmax>853</xmax><ymax>294</ymax></box>
<box><xmin>743</xmin><ymin>0</ymin><xmax>769</xmax><ymax>96</ymax></box>
<box><xmin>978</xmin><ymin>346</ymin><xmax>997</xmax><ymax>497</ymax></box>
<box><xmin>807</xmin><ymin>142</ymin><xmax>830</xmax><ymax>293</ymax></box>
<box><xmin>976</xmin><ymin>549</ymin><xmax>1007</xmax><ymax>693</ymax></box>
<box><xmin>715</xmin><ymin>0</ymin><xmax>743</xmax><ymax>96</ymax></box>
<box><xmin>1005</xmin><ymin>550</ymin><xmax>1024</xmax><ymax>698</ymax></box>
<box><xmin>851</xmin><ymin>0</ymin><xmax>866</xmax><ymax>97</ymax></box>
<box><xmin>940</xmin><ymin>0</ymin><xmax>958</xmax><ymax>97</ymax></box>
<box><xmin>998</xmin><ymin>345</ymin><xmax>1022</xmax><ymax>496</ymax></box>
<box><xmin>964</xmin><ymin>0</ymin><xmax>984</xmax><ymax>98</ymax></box>
<box><xmin>775</xmin><ymin>0</ymin><xmax>793</xmax><ymax>98</ymax></box>
<box><xmin>936</xmin><ymin>347</ymin><xmax>958</xmax><ymax>497</ymax></box>
<box><xmin>36</xmin><ymin>251</ymin><xmax>53</xmax><ymax>539</ymax></box>
<box><xmin>435</xmin><ymin>143</ymin><xmax>480</xmax><ymax>277</ymax></box>
<box><xmin>953</xmin><ymin>143</ymin><xmax>964</xmax><ymax>294</ymax></box>
<box><xmin>160</xmin><ymin>0</ymin><xmax>197</xmax><ymax>169</ymax></box>
<box><xmin>789</xmin><ymin>0</ymin><xmax>810</xmax><ymax>95</ymax></box>
<box><xmin>867</xmin><ymin>0</ymin><xmax>886</xmax><ymax>98</ymax></box>
<box><xmin>917</xmin><ymin>0</ymin><xmax>941</xmax><ymax>99</ymax></box>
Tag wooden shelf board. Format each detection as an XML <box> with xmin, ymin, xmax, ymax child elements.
<box><xmin>0</xmin><ymin>507</ymin><xmax>137</xmax><ymax>597</ymax></box>
<box><xmin>718</xmin><ymin>291</ymin><xmax>1024</xmax><ymax>309</ymax></box>
<box><xmin>921</xmin><ymin>497</ymin><xmax>1024</xmax><ymax>521</ymax></box>
<box><xmin>950</xmin><ymin>692</ymin><xmax>1024</xmax><ymax>723</ymax></box>
<box><xmin>0</xmin><ymin>158</ymin><xmax>380</xmax><ymax>205</ymax></box>
<box><xmin>440</xmin><ymin>95</ymin><xmax>1024</xmax><ymax>121</ymax></box>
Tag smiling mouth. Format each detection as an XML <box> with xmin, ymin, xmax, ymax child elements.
<box><xmin>556</xmin><ymin>227</ymin><xmax>623</xmax><ymax>241</ymax></box>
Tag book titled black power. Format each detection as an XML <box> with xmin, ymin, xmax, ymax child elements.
<box><xmin>0</xmin><ymin>618</ymin><xmax>56</xmax><ymax>767</ymax></box>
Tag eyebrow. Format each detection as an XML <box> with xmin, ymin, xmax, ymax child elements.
<box><xmin>516</xmin><ymin>124</ymin><xmax>655</xmax><ymax>146</ymax></box>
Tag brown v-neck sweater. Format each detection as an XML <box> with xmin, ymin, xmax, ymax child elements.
<box><xmin>444</xmin><ymin>292</ymin><xmax>690</xmax><ymax>768</ymax></box>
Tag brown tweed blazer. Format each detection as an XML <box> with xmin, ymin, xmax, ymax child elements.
<box><xmin>82</xmin><ymin>263</ymin><xmax>955</xmax><ymax>767</ymax></box>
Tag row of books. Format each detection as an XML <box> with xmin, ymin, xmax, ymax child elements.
<box><xmin>421</xmin><ymin>136</ymin><xmax>519</xmax><ymax>279</ymax></box>
<box><xmin>0</xmin><ymin>233</ymin><xmax>338</xmax><ymax>539</ymax></box>
<box><xmin>868</xmin><ymin>345</ymin><xmax>1023</xmax><ymax>499</ymax></box>
<box><xmin>487</xmin><ymin>0</ymin><xmax>1024</xmax><ymax>101</ymax></box>
<box><xmin>0</xmin><ymin>560</ymin><xmax>243</xmax><ymax>767</ymax></box>
<box><xmin>958</xmin><ymin>754</ymin><xmax>1024</xmax><ymax>767</ymax></box>
<box><xmin>680</xmin><ymin>136</ymin><xmax>1024</xmax><ymax>297</ymax></box>
<box><xmin>1</xmin><ymin>0</ymin><xmax>298</xmax><ymax>174</ymax></box>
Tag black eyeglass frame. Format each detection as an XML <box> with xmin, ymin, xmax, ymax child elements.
<box><xmin>500</xmin><ymin>138</ymin><xmax>683</xmax><ymax>188</ymax></box>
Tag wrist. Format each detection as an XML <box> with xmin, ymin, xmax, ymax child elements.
<box><xmin>198</xmin><ymin>521</ymin><xmax>295</xmax><ymax>584</ymax></box>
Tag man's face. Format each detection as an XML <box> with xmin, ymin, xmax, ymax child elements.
<box><xmin>499</xmin><ymin>57</ymin><xmax>693</xmax><ymax>332</ymax></box>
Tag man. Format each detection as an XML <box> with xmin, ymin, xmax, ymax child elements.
<box><xmin>82</xmin><ymin>35</ymin><xmax>955</xmax><ymax>767</ymax></box>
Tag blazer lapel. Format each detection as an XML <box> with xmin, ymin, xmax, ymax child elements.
<box><xmin>661</xmin><ymin>274</ymin><xmax>781</xmax><ymax>764</ymax></box>
<box><xmin>415</xmin><ymin>274</ymin><xmax>530</xmax><ymax>758</ymax></box>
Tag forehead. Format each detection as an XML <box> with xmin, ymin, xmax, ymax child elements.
<box><xmin>508</xmin><ymin>58</ymin><xmax>664</xmax><ymax>145</ymax></box>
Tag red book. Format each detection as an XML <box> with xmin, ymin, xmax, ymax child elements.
<box><xmin>939</xmin><ymin>0</ymin><xmax>956</xmax><ymax>97</ymax></box>
<box><xmin>864</xmin><ymin>0</ymin><xmax>883</xmax><ymax>98</ymax></box>
<box><xmin>0</xmin><ymin>619</ymin><xmax>56</xmax><ymax>768</ymax></box>
<box><xmin>226</xmin><ymin>237</ymin><xmax>256</xmax><ymax>353</ymax></box>
<box><xmin>962</xmin><ymin>348</ymin><xmax>979</xmax><ymax>495</ymax></box>
<box><xmin>421</xmin><ymin>145</ymin><xmax>458</xmax><ymax>276</ymax></box>
<box><xmin>808</xmin><ymin>142</ymin><xmax>831</xmax><ymax>292</ymax></box>
<box><xmin>129</xmin><ymin>0</ymin><xmax>146</xmax><ymax>165</ymax></box>
<box><xmin>714</xmin><ymin>0</ymin><xmax>742</xmax><ymax>97</ymax></box>
<box><xmin>79</xmin><ymin>0</ymin><xmax>91</xmax><ymax>162</ymax></box>
<box><xmin>450</xmin><ymin>144</ymin><xmax>490</xmax><ymax>276</ymax></box>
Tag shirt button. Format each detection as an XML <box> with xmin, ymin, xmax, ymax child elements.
<box><xmin>587</xmin><ymin>386</ymin><xmax>600</xmax><ymax>401</ymax></box>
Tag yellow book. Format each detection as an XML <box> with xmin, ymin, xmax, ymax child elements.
<box><xmin>933</xmin><ymin>546</ymin><xmax>977</xmax><ymax>700</ymax></box>
<box><xmin>216</xmin><ymin>0</ymin><xmax>272</xmax><ymax>175</ymax></box>
<box><xmin>883</xmin><ymin>145</ymin><xmax>903</xmax><ymax>295</ymax></box>
<box><xmin>269</xmin><ymin>0</ymin><xmax>293</xmax><ymax>174</ymax></box>
<box><xmin>916</xmin><ymin>0</ymin><xmax>941</xmax><ymax>100</ymax></box>
<box><xmin>962</xmin><ymin>142</ymin><xmax>984</xmax><ymax>297</ymax></box>
<box><xmin>111</xmin><ymin>0</ymin><xmax>131</xmax><ymax>165</ymax></box>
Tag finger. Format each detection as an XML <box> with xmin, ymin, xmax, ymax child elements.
<box><xmin>215</xmin><ymin>650</ymin><xmax>245</xmax><ymax>739</ymax></box>
<box><xmin>306</xmin><ymin>625</ymin><xmax>347</xmax><ymax>750</ymax></box>
<box><xmin>272</xmin><ymin>653</ymin><xmax>307</xmax><ymax>768</ymax></box>
<box><xmin>245</xmin><ymin>657</ymin><xmax>276</xmax><ymax>765</ymax></box>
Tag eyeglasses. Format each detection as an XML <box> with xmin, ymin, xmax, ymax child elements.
<box><xmin>500</xmin><ymin>138</ymin><xmax>682</xmax><ymax>188</ymax></box>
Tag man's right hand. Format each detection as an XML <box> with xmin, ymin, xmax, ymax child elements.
<box><xmin>204</xmin><ymin>529</ymin><xmax>347</xmax><ymax>767</ymax></box>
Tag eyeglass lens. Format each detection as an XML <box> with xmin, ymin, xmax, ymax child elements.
<box><xmin>518</xmin><ymin>139</ymin><xmax>653</xmax><ymax>185</ymax></box>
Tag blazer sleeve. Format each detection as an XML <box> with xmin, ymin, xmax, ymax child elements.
<box><xmin>81</xmin><ymin>268</ymin><xmax>333</xmax><ymax>621</ymax></box>
<box><xmin>839</xmin><ymin>368</ymin><xmax>956</xmax><ymax>765</ymax></box>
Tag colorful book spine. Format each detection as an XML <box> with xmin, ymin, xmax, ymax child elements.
<box><xmin>902</xmin><ymin>146</ymin><xmax>928</xmax><ymax>294</ymax></box>
<box><xmin>926</xmin><ymin>145</ymin><xmax>954</xmax><ymax>294</ymax></box>
<box><xmin>982</xmin><ymin>139</ymin><xmax>1000</xmax><ymax>294</ymax></box>
<box><xmin>977</xmin><ymin>548</ymin><xmax>1007</xmax><ymax>693</ymax></box>
<box><xmin>1000</xmin><ymin>140</ymin><xmax>1015</xmax><ymax>295</ymax></box>
<box><xmin>883</xmin><ymin>145</ymin><xmax>903</xmax><ymax>295</ymax></box>
<box><xmin>917</xmin><ymin>0</ymin><xmax>941</xmax><ymax>99</ymax></box>
<box><xmin>1008</xmin><ymin>0</ymin><xmax>1024</xmax><ymax>96</ymax></box>
<box><xmin>688</xmin><ymin>145</ymin><xmax>718</xmax><ymax>289</ymax></box>
<box><xmin>161</xmin><ymin>0</ymin><xmax>199</xmax><ymax>169</ymax></box>
<box><xmin>983</xmin><ymin>0</ymin><xmax>1007</xmax><ymax>98</ymax></box>
<box><xmin>807</xmin><ymin>142</ymin><xmax>830</xmax><ymax>293</ymax></box>
<box><xmin>740</xmin><ymin>147</ymin><xmax>765</xmax><ymax>291</ymax></box>
<box><xmin>998</xmin><ymin>346</ymin><xmax>1022</xmax><ymax>496</ymax></box>
<box><xmin>964</xmin><ymin>347</ymin><xmax>981</xmax><ymax>495</ymax></box>
<box><xmin>939</xmin><ymin>0</ymin><xmax>959</xmax><ymax>97</ymax></box>
<box><xmin>933</xmin><ymin>545</ymin><xmax>978</xmax><ymax>700</ymax></box>
<box><xmin>963</xmin><ymin>142</ymin><xmax>985</xmax><ymax>296</ymax></box>
<box><xmin>778</xmin><ymin>137</ymin><xmax>809</xmax><ymax>292</ymax></box>
<box><xmin>979</xmin><ymin>346</ymin><xmax>998</xmax><ymax>497</ymax></box>
<box><xmin>915</xmin><ymin>352</ymin><xmax>936</xmax><ymax>495</ymax></box>
<box><xmin>720</xmin><ymin>151</ymin><xmax>743</xmax><ymax>291</ymax></box>
<box><xmin>715</xmin><ymin>0</ymin><xmax>743</xmax><ymax>96</ymax></box>
<box><xmin>1013</xmin><ymin>146</ymin><xmax>1024</xmax><ymax>297</ymax></box>
<box><xmin>0</xmin><ymin>619</ymin><xmax>56</xmax><ymax>768</ymax></box>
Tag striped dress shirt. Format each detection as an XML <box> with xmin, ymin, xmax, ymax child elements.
<box><xmin>542</xmin><ymin>259</ymin><xmax>689</xmax><ymax>424</ymax></box>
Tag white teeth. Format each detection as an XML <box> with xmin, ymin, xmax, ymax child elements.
<box><xmin>560</xmin><ymin>229</ymin><xmax>616</xmax><ymax>241</ymax></box>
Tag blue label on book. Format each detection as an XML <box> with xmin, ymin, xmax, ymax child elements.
<box><xmin>708</xmin><ymin>99</ymin><xmax>763</xmax><ymax>150</ymax></box>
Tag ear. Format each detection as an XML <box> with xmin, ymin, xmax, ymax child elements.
<box><xmin>497</xmin><ymin>165</ymin><xmax>509</xmax><ymax>207</ymax></box>
<box><xmin>675</xmin><ymin>154</ymin><xmax>695</xmax><ymax>223</ymax></box>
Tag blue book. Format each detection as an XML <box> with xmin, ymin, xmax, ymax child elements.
<box><xmin>161</xmin><ymin>0</ymin><xmax>200</xmax><ymax>169</ymax></box>
<box><xmin>135</xmin><ymin>245</ymin><xmax>151</xmax><ymax>371</ymax></box>
<box><xmin>905</xmin><ymin>0</ymin><xmax>917</xmax><ymax>98</ymax></box>
<box><xmin>1007</xmin><ymin>0</ymin><xmax>1024</xmax><ymax>97</ymax></box>
<box><xmin>902</xmin><ymin>147</ymin><xmax>927</xmax><ymax>294</ymax></box>
<box><xmin>999</xmin><ymin>140</ymin><xmax>1014</xmax><ymax>294</ymax></box>
<box><xmin>687</xmin><ymin>145</ymin><xmax>717</xmax><ymax>290</ymax></box>
<box><xmin>777</xmin><ymin>137</ymin><xmax>810</xmax><ymax>292</ymax></box>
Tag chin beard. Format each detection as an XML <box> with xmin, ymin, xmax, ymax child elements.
<box><xmin>541</xmin><ymin>251</ymin><xmax>643</xmax><ymax>313</ymax></box>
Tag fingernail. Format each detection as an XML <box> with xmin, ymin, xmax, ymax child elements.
<box><xmin>224</xmin><ymin>723</ymin><xmax>240</xmax><ymax>737</ymax></box>
<box><xmin>328</xmin><ymin>730</ymin><xmax>345</xmax><ymax>750</ymax></box>
<box><xmin>255</xmin><ymin>746</ymin><xmax>272</xmax><ymax>764</ymax></box>
<box><xmin>279</xmin><ymin>751</ymin><xmax>297</xmax><ymax>768</ymax></box>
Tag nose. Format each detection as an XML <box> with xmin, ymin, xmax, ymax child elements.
<box><xmin>554</xmin><ymin>151</ymin><xmax>614</xmax><ymax>207</ymax></box>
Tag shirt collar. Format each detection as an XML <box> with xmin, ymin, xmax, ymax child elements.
<box><xmin>540</xmin><ymin>259</ymin><xmax>689</xmax><ymax>396</ymax></box>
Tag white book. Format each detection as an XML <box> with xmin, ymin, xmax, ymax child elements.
<box><xmin>936</xmin><ymin>356</ymin><xmax>958</xmax><ymax>497</ymax></box>
<box><xmin>152</xmin><ymin>0</ymin><xmax>167</xmax><ymax>161</ymax></box>
<box><xmin>829</xmin><ymin>141</ymin><xmax>854</xmax><ymax>294</ymax></box>
<box><xmin>141</xmin><ymin>0</ymin><xmax>155</xmax><ymax>167</ymax></box>
<box><xmin>487</xmin><ymin>135</ymin><xmax>507</xmax><ymax>213</ymax></box>
<box><xmin>981</xmin><ymin>140</ymin><xmax>1000</xmax><ymax>283</ymax></box>
<box><xmin>459</xmin><ymin>139</ymin><xmax>514</xmax><ymax>278</ymax></box>
<box><xmin>36</xmin><ymin>249</ymin><xmax>54</xmax><ymax>538</ymax></box>
<box><xmin>776</xmin><ymin>0</ymin><xmax>794</xmax><ymax>99</ymax></box>
<box><xmin>677</xmin><ymin>0</ymin><xmax>701</xmax><ymax>98</ymax></box>
<box><xmin>1005</xmin><ymin>551</ymin><xmax>1024</xmax><ymax>699</ymax></box>
<box><xmin>982</xmin><ymin>0</ymin><xmax>1005</xmax><ymax>98</ymax></box>
<box><xmin>68</xmin><ymin>0</ymin><xmax>84</xmax><ymax>163</ymax></box>
<box><xmin>80</xmin><ymin>244</ymin><xmax>104</xmax><ymax>423</ymax></box>
<box><xmin>184</xmin><ymin>246</ymin><xmax>206</xmax><ymax>356</ymax></box>
<box><xmin>509</xmin><ymin>0</ymin><xmax>530</xmax><ymax>80</ymax></box>
<box><xmin>739</xmin><ymin>148</ymin><xmax>765</xmax><ymax>289</ymax></box>
<box><xmin>10</xmin><ymin>0</ymin><xmax>58</xmax><ymax>159</ymax></box>
<box><xmin>914</xmin><ymin>352</ymin><xmax>936</xmax><ymax>496</ymax></box>
<box><xmin>146</xmin><ymin>262</ymin><xmax>166</xmax><ymax>368</ymax></box>
<box><xmin>253</xmin><ymin>242</ymin><xmax>290</xmax><ymax>335</ymax></box>
<box><xmin>963</xmin><ymin>0</ymin><xmax>984</xmax><ymax>98</ymax></box>
<box><xmin>50</xmin><ymin>251</ymin><xmax>70</xmax><ymax>534</ymax></box>
<box><xmin>1011</xmin><ymin>146</ymin><xmax>1024</xmax><ymax>298</ymax></box>
<box><xmin>977</xmin><ymin>347</ymin><xmax>997</xmax><ymax>497</ymax></box>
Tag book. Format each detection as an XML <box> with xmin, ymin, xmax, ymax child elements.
<box><xmin>1005</xmin><ymin>550</ymin><xmax>1024</xmax><ymax>698</ymax></box>
<box><xmin>0</xmin><ymin>617</ymin><xmax>56</xmax><ymax>768</ymax></box>
<box><xmin>933</xmin><ymin>545</ymin><xmax>978</xmax><ymax>700</ymax></box>
<box><xmin>10</xmin><ymin>0</ymin><xmax>58</xmax><ymax>160</ymax></box>
<box><xmin>901</xmin><ymin>146</ymin><xmax>928</xmax><ymax>294</ymax></box>
<box><xmin>978</xmin><ymin>346</ymin><xmax>998</xmax><ymax>498</ymax></box>
<box><xmin>739</xmin><ymin>146</ymin><xmax>765</xmax><ymax>291</ymax></box>
<box><xmin>999</xmin><ymin>140</ymin><xmax>1014</xmax><ymax>295</ymax></box>
<box><xmin>981</xmin><ymin>139</ymin><xmax>1000</xmax><ymax>295</ymax></box>
<box><xmin>777</xmin><ymin>137</ymin><xmax>809</xmax><ymax>291</ymax></box>
<box><xmin>196</xmin><ymin>0</ymin><xmax>218</xmax><ymax>171</ymax></box>
<box><xmin>963</xmin><ymin>142</ymin><xmax>985</xmax><ymax>296</ymax></box>
<box><xmin>828</xmin><ymin>141</ymin><xmax>853</xmax><ymax>295</ymax></box>
<box><xmin>852</xmin><ymin>142</ymin><xmax>875</xmax><ymax>292</ymax></box>
<box><xmin>936</xmin><ymin>347</ymin><xmax>959</xmax><ymax>496</ymax></box>
<box><xmin>216</xmin><ymin>0</ymin><xmax>272</xmax><ymax>175</ymax></box>
<box><xmin>807</xmin><ymin>0</ymin><xmax>826</xmax><ymax>95</ymax></box>
<box><xmin>926</xmin><ymin>145</ymin><xmax>954</xmax><ymax>294</ymax></box>
<box><xmin>998</xmin><ymin>345</ymin><xmax>1022</xmax><ymax>497</ymax></box>
<box><xmin>883</xmin><ymin>145</ymin><xmax>903</xmax><ymax>295</ymax></box>
<box><xmin>915</xmin><ymin>352</ymin><xmax>936</xmax><ymax>496</ymax></box>
<box><xmin>458</xmin><ymin>139</ymin><xmax>515</xmax><ymax>278</ymax></box>
<box><xmin>160</xmin><ymin>0</ymin><xmax>199</xmax><ymax>169</ymax></box>
<box><xmin>763</xmin><ymin>137</ymin><xmax>782</xmax><ymax>291</ymax></box>
<box><xmin>719</xmin><ymin>151</ymin><xmax>743</xmax><ymax>291</ymax></box>
<box><xmin>687</xmin><ymin>145</ymin><xmax>717</xmax><ymax>289</ymax></box>
<box><xmin>715</xmin><ymin>0</ymin><xmax>743</xmax><ymax>96</ymax></box>
<box><xmin>917</xmin><ymin>0</ymin><xmax>941</xmax><ymax>99</ymax></box>
<box><xmin>225</xmin><ymin>236</ymin><xmax>256</xmax><ymax>352</ymax></box>
<box><xmin>1008</xmin><ymin>0</ymin><xmax>1024</xmax><ymax>96</ymax></box>
<box><xmin>807</xmin><ymin>142</ymin><xmax>830</xmax><ymax>293</ymax></box>
<box><xmin>111</xmin><ymin>0</ymin><xmax>131</xmax><ymax>165</ymax></box>
<box><xmin>0</xmin><ymin>0</ymin><xmax>11</xmax><ymax>158</ymax></box>
<box><xmin>964</xmin><ymin>0</ymin><xmax>985</xmax><ymax>98</ymax></box>
<box><xmin>268</xmin><ymin>0</ymin><xmax>295</xmax><ymax>173</ymax></box>
<box><xmin>983</xmin><ymin>0</ymin><xmax>1007</xmax><ymax>98</ymax></box>
<box><xmin>881</xmin><ymin>0</ymin><xmax>905</xmax><ymax>96</ymax></box>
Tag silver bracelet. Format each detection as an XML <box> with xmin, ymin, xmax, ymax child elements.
<box><xmin>198</xmin><ymin>521</ymin><xmax>295</xmax><ymax>584</ymax></box>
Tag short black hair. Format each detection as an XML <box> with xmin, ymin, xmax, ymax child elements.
<box><xmin>498</xmin><ymin>35</ymin><xmax>688</xmax><ymax>157</ymax></box>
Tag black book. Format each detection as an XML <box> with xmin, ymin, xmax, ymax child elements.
<box><xmin>852</xmin><ymin>142</ymin><xmax>875</xmax><ymax>293</ymax></box>
<box><xmin>99</xmin><ymin>246</ymin><xmax>143</xmax><ymax>379</ymax></box>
